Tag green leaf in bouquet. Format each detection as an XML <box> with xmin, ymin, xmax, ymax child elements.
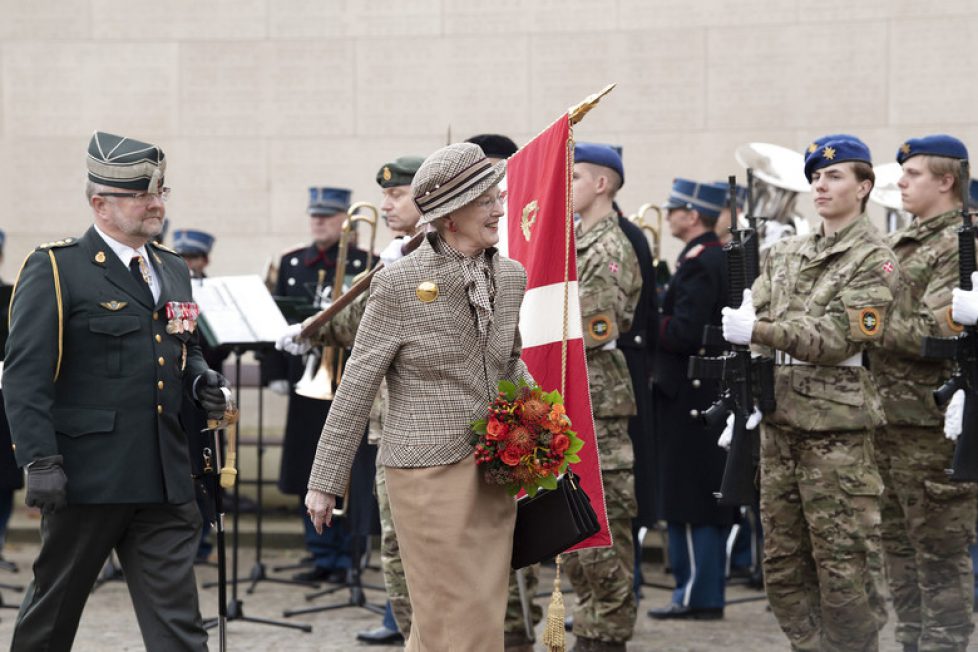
<box><xmin>471</xmin><ymin>419</ymin><xmax>487</xmax><ymax>435</ymax></box>
<box><xmin>542</xmin><ymin>389</ymin><xmax>562</xmax><ymax>404</ymax></box>
<box><xmin>564</xmin><ymin>453</ymin><xmax>581</xmax><ymax>464</ymax></box>
<box><xmin>539</xmin><ymin>474</ymin><xmax>558</xmax><ymax>491</ymax></box>
<box><xmin>567</xmin><ymin>434</ymin><xmax>585</xmax><ymax>454</ymax></box>
<box><xmin>497</xmin><ymin>379</ymin><xmax>517</xmax><ymax>400</ymax></box>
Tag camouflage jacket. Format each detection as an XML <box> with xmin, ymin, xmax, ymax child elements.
<box><xmin>869</xmin><ymin>209</ymin><xmax>965</xmax><ymax>426</ymax></box>
<box><xmin>576</xmin><ymin>213</ymin><xmax>642</xmax><ymax>420</ymax></box>
<box><xmin>752</xmin><ymin>214</ymin><xmax>899</xmax><ymax>433</ymax></box>
<box><xmin>303</xmin><ymin>286</ymin><xmax>368</xmax><ymax>350</ymax></box>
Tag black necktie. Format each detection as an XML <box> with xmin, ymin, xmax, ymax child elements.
<box><xmin>129</xmin><ymin>255</ymin><xmax>152</xmax><ymax>301</ymax></box>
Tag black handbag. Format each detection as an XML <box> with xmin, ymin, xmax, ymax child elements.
<box><xmin>511</xmin><ymin>471</ymin><xmax>600</xmax><ymax>569</ymax></box>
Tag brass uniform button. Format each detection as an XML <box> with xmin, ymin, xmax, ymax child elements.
<box><xmin>691</xmin><ymin>379</ymin><xmax>701</xmax><ymax>389</ymax></box>
<box><xmin>155</xmin><ymin>334</ymin><xmax>162</xmax><ymax>343</ymax></box>
<box><xmin>158</xmin><ymin>381</ymin><xmax>164</xmax><ymax>390</ymax></box>
<box><xmin>153</xmin><ymin>312</ymin><xmax>159</xmax><ymax>321</ymax></box>
<box><xmin>158</xmin><ymin>357</ymin><xmax>165</xmax><ymax>367</ymax></box>
<box><xmin>157</xmin><ymin>405</ymin><xmax>163</xmax><ymax>415</ymax></box>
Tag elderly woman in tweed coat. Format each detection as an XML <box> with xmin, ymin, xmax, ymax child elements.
<box><xmin>306</xmin><ymin>142</ymin><xmax>532</xmax><ymax>651</ymax></box>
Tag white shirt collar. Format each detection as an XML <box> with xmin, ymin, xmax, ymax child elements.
<box><xmin>93</xmin><ymin>223</ymin><xmax>151</xmax><ymax>267</ymax></box>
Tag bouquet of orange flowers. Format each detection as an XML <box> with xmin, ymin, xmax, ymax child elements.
<box><xmin>471</xmin><ymin>380</ymin><xmax>585</xmax><ymax>497</ymax></box>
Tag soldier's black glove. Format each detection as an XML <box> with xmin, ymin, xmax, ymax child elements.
<box><xmin>197</xmin><ymin>369</ymin><xmax>231</xmax><ymax>421</ymax></box>
<box><xmin>26</xmin><ymin>455</ymin><xmax>67</xmax><ymax>514</ymax></box>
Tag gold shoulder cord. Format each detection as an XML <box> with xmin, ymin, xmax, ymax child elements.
<box><xmin>47</xmin><ymin>251</ymin><xmax>64</xmax><ymax>381</ymax></box>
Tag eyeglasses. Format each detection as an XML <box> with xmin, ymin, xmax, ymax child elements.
<box><xmin>474</xmin><ymin>194</ymin><xmax>504</xmax><ymax>210</ymax></box>
<box><xmin>98</xmin><ymin>187</ymin><xmax>171</xmax><ymax>203</ymax></box>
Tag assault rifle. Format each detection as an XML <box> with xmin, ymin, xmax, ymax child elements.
<box><xmin>687</xmin><ymin>172</ymin><xmax>776</xmax><ymax>506</ymax></box>
<box><xmin>921</xmin><ymin>159</ymin><xmax>978</xmax><ymax>481</ymax></box>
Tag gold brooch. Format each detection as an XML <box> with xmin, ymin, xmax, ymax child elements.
<box><xmin>416</xmin><ymin>281</ymin><xmax>438</xmax><ymax>303</ymax></box>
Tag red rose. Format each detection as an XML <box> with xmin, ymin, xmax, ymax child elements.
<box><xmin>500</xmin><ymin>446</ymin><xmax>523</xmax><ymax>467</ymax></box>
<box><xmin>486</xmin><ymin>416</ymin><xmax>508</xmax><ymax>441</ymax></box>
<box><xmin>551</xmin><ymin>434</ymin><xmax>570</xmax><ymax>455</ymax></box>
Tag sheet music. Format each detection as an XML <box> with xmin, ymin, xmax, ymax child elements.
<box><xmin>191</xmin><ymin>275</ymin><xmax>288</xmax><ymax>346</ymax></box>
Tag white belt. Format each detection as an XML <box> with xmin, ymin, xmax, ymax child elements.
<box><xmin>774</xmin><ymin>351</ymin><xmax>862</xmax><ymax>367</ymax></box>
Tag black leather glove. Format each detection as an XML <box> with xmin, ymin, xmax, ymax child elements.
<box><xmin>26</xmin><ymin>455</ymin><xmax>67</xmax><ymax>514</ymax></box>
<box><xmin>197</xmin><ymin>369</ymin><xmax>230</xmax><ymax>421</ymax></box>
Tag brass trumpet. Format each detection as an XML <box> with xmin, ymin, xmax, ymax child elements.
<box><xmin>630</xmin><ymin>203</ymin><xmax>663</xmax><ymax>266</ymax></box>
<box><xmin>294</xmin><ymin>202</ymin><xmax>379</xmax><ymax>401</ymax></box>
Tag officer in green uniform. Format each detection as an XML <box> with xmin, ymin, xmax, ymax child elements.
<box><xmin>870</xmin><ymin>135</ymin><xmax>977</xmax><ymax>652</ymax></box>
<box><xmin>564</xmin><ymin>143</ymin><xmax>641</xmax><ymax>652</ymax></box>
<box><xmin>723</xmin><ymin>136</ymin><xmax>898</xmax><ymax>652</ymax></box>
<box><xmin>4</xmin><ymin>131</ymin><xmax>229</xmax><ymax>651</ymax></box>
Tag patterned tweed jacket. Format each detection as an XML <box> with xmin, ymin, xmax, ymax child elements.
<box><xmin>308</xmin><ymin>234</ymin><xmax>532</xmax><ymax>496</ymax></box>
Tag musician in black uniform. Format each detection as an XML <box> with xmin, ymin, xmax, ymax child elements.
<box><xmin>649</xmin><ymin>178</ymin><xmax>737</xmax><ymax>620</ymax></box>
<box><xmin>264</xmin><ymin>187</ymin><xmax>369</xmax><ymax>582</ymax></box>
<box><xmin>0</xmin><ymin>228</ymin><xmax>22</xmax><ymax>566</ymax></box>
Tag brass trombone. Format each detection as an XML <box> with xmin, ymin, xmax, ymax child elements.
<box><xmin>630</xmin><ymin>203</ymin><xmax>663</xmax><ymax>266</ymax></box>
<box><xmin>294</xmin><ymin>202</ymin><xmax>379</xmax><ymax>401</ymax></box>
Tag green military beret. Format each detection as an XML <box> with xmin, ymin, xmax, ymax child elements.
<box><xmin>87</xmin><ymin>131</ymin><xmax>166</xmax><ymax>193</ymax></box>
<box><xmin>376</xmin><ymin>156</ymin><xmax>425</xmax><ymax>189</ymax></box>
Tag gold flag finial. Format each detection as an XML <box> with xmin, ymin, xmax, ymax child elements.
<box><xmin>568</xmin><ymin>83</ymin><xmax>616</xmax><ymax>125</ymax></box>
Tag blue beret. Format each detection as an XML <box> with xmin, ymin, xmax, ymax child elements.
<box><xmin>308</xmin><ymin>187</ymin><xmax>351</xmax><ymax>216</ymax></box>
<box><xmin>804</xmin><ymin>136</ymin><xmax>872</xmax><ymax>182</ymax></box>
<box><xmin>897</xmin><ymin>134</ymin><xmax>968</xmax><ymax>165</ymax></box>
<box><xmin>710</xmin><ymin>181</ymin><xmax>746</xmax><ymax>210</ymax></box>
<box><xmin>172</xmin><ymin>229</ymin><xmax>215</xmax><ymax>256</ymax></box>
<box><xmin>663</xmin><ymin>178</ymin><xmax>726</xmax><ymax>219</ymax></box>
<box><xmin>574</xmin><ymin>142</ymin><xmax>625</xmax><ymax>187</ymax></box>
<box><xmin>968</xmin><ymin>178</ymin><xmax>978</xmax><ymax>209</ymax></box>
<box><xmin>803</xmin><ymin>133</ymin><xmax>860</xmax><ymax>158</ymax></box>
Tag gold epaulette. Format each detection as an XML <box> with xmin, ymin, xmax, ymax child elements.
<box><xmin>150</xmin><ymin>241</ymin><xmax>179</xmax><ymax>255</ymax></box>
<box><xmin>36</xmin><ymin>237</ymin><xmax>77</xmax><ymax>250</ymax></box>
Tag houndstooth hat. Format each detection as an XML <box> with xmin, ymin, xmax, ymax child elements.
<box><xmin>412</xmin><ymin>143</ymin><xmax>506</xmax><ymax>224</ymax></box>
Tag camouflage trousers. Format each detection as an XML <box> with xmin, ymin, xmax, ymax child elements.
<box><xmin>564</xmin><ymin>467</ymin><xmax>637</xmax><ymax>645</ymax></box>
<box><xmin>504</xmin><ymin>565</ymin><xmax>542</xmax><ymax>636</ymax></box>
<box><xmin>375</xmin><ymin>464</ymin><xmax>412</xmax><ymax>636</ymax></box>
<box><xmin>875</xmin><ymin>425</ymin><xmax>977</xmax><ymax>652</ymax></box>
<box><xmin>760</xmin><ymin>424</ymin><xmax>885</xmax><ymax>652</ymax></box>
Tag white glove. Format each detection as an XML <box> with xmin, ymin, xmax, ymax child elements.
<box><xmin>945</xmin><ymin>389</ymin><xmax>965</xmax><ymax>441</ymax></box>
<box><xmin>269</xmin><ymin>379</ymin><xmax>291</xmax><ymax>396</ymax></box>
<box><xmin>380</xmin><ymin>236</ymin><xmax>408</xmax><ymax>267</ymax></box>
<box><xmin>951</xmin><ymin>272</ymin><xmax>978</xmax><ymax>326</ymax></box>
<box><xmin>722</xmin><ymin>289</ymin><xmax>756</xmax><ymax>346</ymax></box>
<box><xmin>717</xmin><ymin>406</ymin><xmax>762</xmax><ymax>450</ymax></box>
<box><xmin>718</xmin><ymin>412</ymin><xmax>735</xmax><ymax>450</ymax></box>
<box><xmin>275</xmin><ymin>322</ymin><xmax>311</xmax><ymax>356</ymax></box>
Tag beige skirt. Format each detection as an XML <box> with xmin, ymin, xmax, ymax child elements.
<box><xmin>385</xmin><ymin>455</ymin><xmax>516</xmax><ymax>652</ymax></box>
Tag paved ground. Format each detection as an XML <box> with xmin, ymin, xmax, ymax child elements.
<box><xmin>4</xmin><ymin>538</ymin><xmax>975</xmax><ymax>651</ymax></box>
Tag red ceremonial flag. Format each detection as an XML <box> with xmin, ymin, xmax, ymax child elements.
<box><xmin>504</xmin><ymin>114</ymin><xmax>611</xmax><ymax>550</ymax></box>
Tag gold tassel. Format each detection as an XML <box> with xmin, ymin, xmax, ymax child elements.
<box><xmin>542</xmin><ymin>554</ymin><xmax>566</xmax><ymax>652</ymax></box>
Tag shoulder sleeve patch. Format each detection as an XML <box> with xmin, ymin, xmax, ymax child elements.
<box><xmin>847</xmin><ymin>305</ymin><xmax>884</xmax><ymax>341</ymax></box>
<box><xmin>582</xmin><ymin>312</ymin><xmax>618</xmax><ymax>348</ymax></box>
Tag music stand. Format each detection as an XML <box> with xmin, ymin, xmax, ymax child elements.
<box><xmin>283</xmin><ymin>435</ymin><xmax>385</xmax><ymax>618</ymax></box>
<box><xmin>190</xmin><ymin>276</ymin><xmax>312</xmax><ymax>634</ymax></box>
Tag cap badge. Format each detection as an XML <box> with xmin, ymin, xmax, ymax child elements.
<box><xmin>807</xmin><ymin>143</ymin><xmax>818</xmax><ymax>154</ymax></box>
<box><xmin>823</xmin><ymin>146</ymin><xmax>836</xmax><ymax>160</ymax></box>
<box><xmin>901</xmin><ymin>143</ymin><xmax>911</xmax><ymax>155</ymax></box>
<box><xmin>383</xmin><ymin>166</ymin><xmax>392</xmax><ymax>182</ymax></box>
<box><xmin>416</xmin><ymin>281</ymin><xmax>439</xmax><ymax>303</ymax></box>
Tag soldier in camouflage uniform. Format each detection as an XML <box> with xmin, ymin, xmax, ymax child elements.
<box><xmin>563</xmin><ymin>143</ymin><xmax>641</xmax><ymax>652</ymax></box>
<box><xmin>869</xmin><ymin>135</ymin><xmax>977</xmax><ymax>652</ymax></box>
<box><xmin>723</xmin><ymin>136</ymin><xmax>899</xmax><ymax>652</ymax></box>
